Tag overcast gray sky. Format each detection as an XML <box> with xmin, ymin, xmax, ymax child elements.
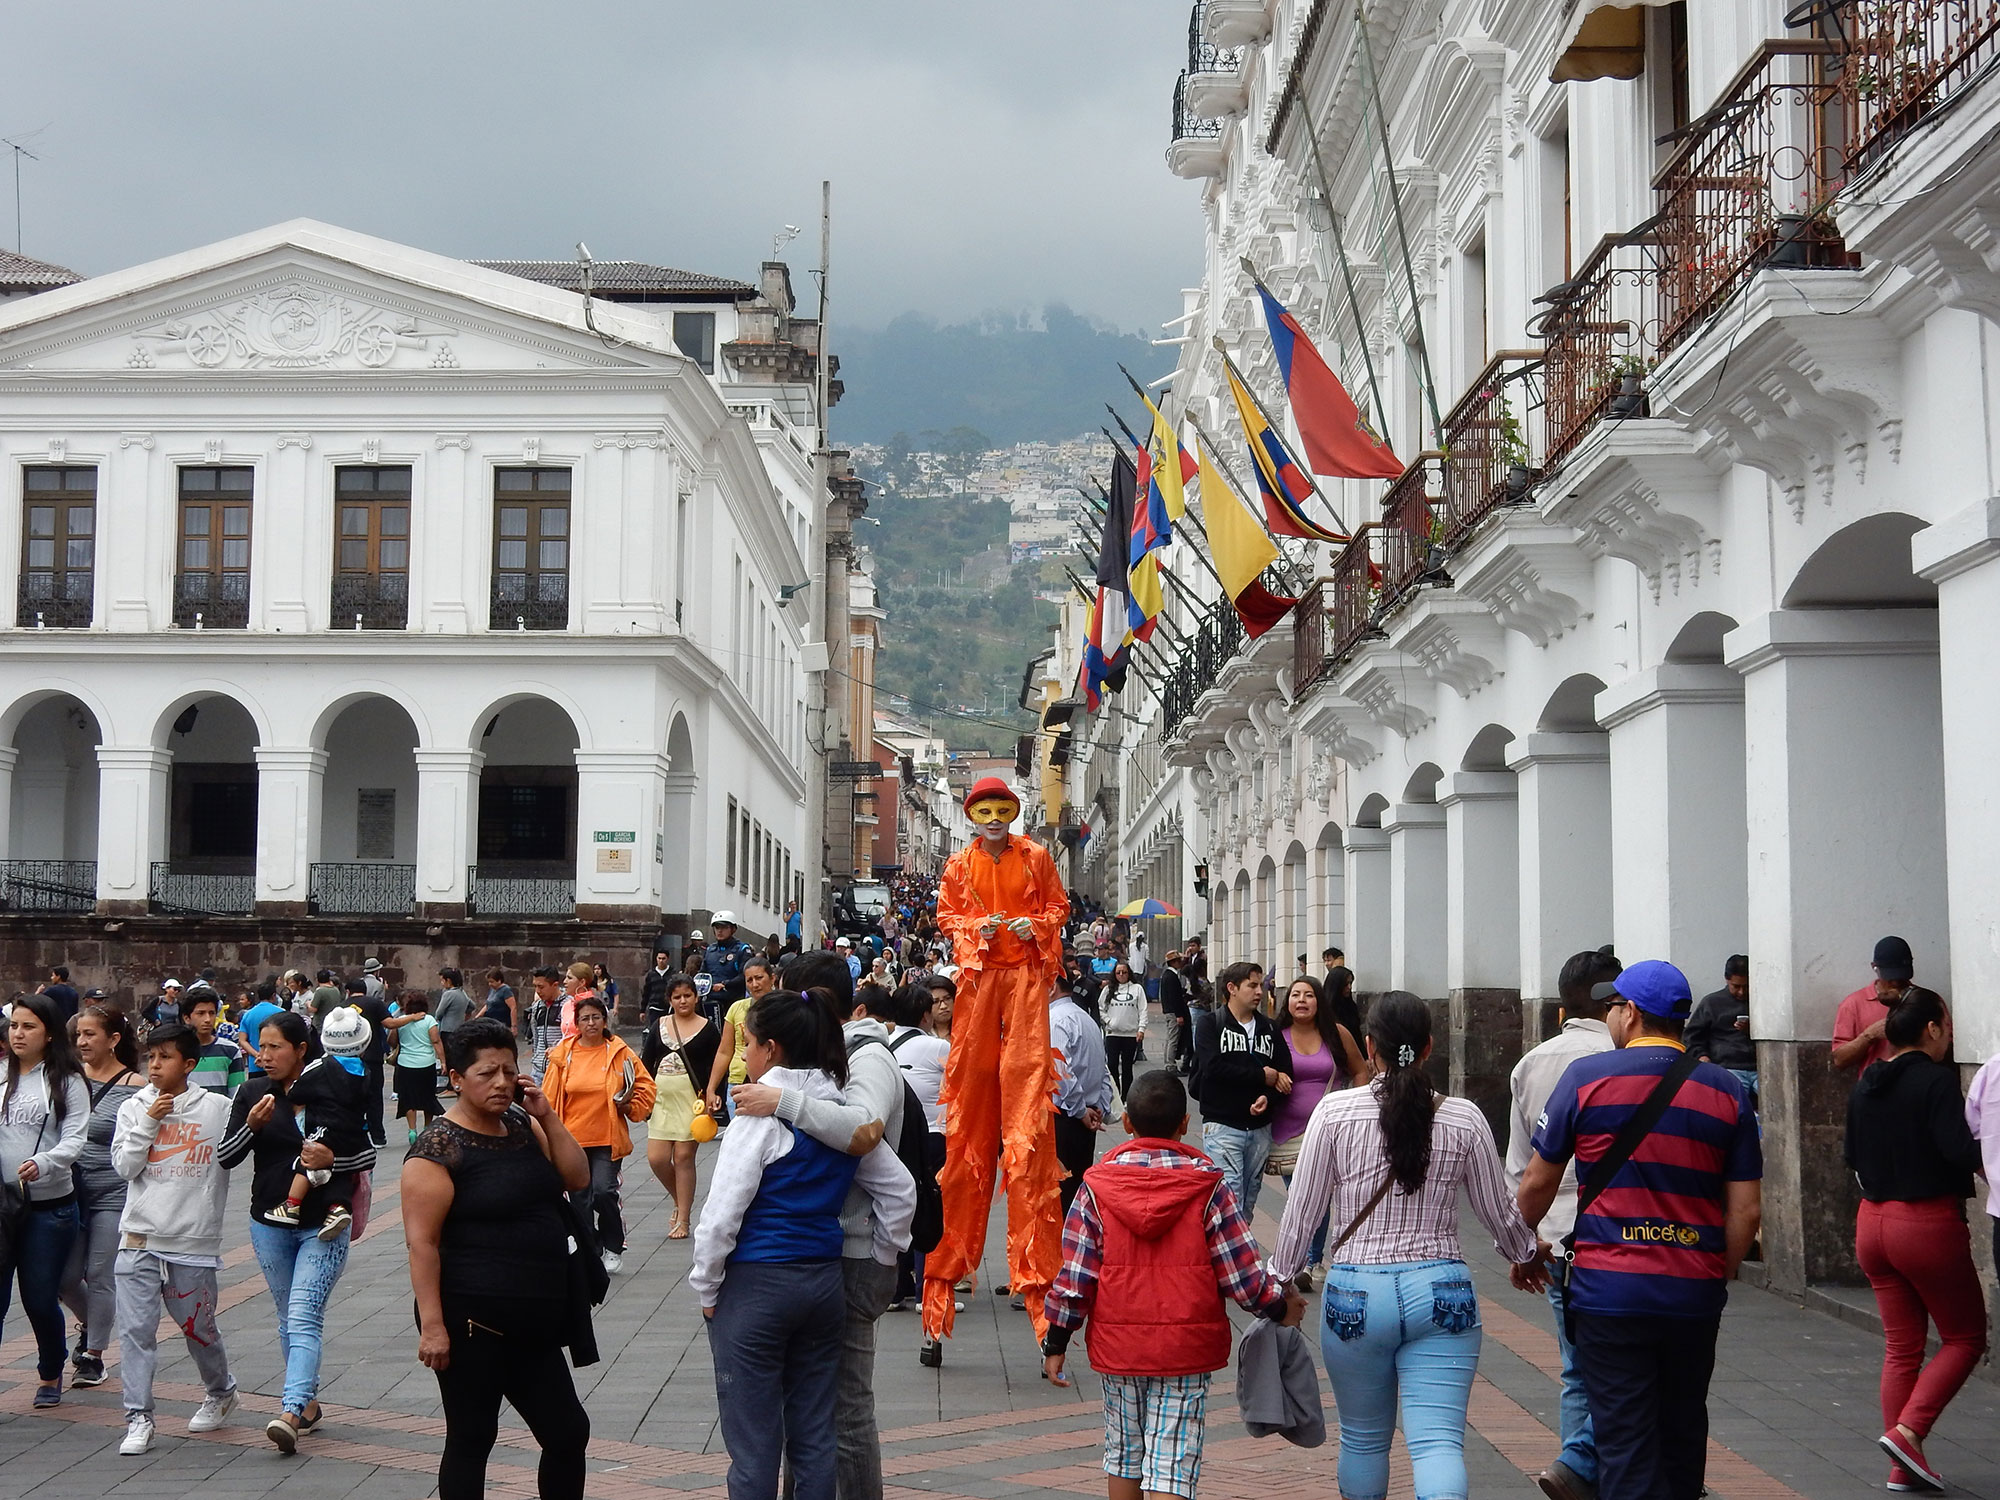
<box><xmin>1</xmin><ymin>1</ymin><xmax>1201</xmax><ymax>335</ymax></box>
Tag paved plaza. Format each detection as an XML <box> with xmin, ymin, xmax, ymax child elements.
<box><xmin>6</xmin><ymin>1120</ymin><xmax>2000</xmax><ymax>1499</ymax></box>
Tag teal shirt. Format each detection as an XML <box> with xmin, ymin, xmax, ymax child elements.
<box><xmin>397</xmin><ymin>1014</ymin><xmax>440</xmax><ymax>1070</ymax></box>
<box><xmin>192</xmin><ymin>1040</ymin><xmax>246</xmax><ymax>1100</ymax></box>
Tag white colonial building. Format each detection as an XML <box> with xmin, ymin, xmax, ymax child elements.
<box><xmin>1055</xmin><ymin>0</ymin><xmax>2000</xmax><ymax>1291</ymax></box>
<box><xmin>0</xmin><ymin>220</ymin><xmax>825</xmax><ymax>997</ymax></box>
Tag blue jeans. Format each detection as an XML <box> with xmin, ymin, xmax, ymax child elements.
<box><xmin>708</xmin><ymin>1259</ymin><xmax>845</xmax><ymax>1500</ymax></box>
<box><xmin>0</xmin><ymin>1199</ymin><xmax>79</xmax><ymax>1380</ymax></box>
<box><xmin>1280</xmin><ymin>1172</ymin><xmax>1331</xmax><ymax>1267</ymax></box>
<box><xmin>1200</xmin><ymin>1122</ymin><xmax>1271</xmax><ymax>1221</ymax></box>
<box><xmin>1319</xmin><ymin>1259</ymin><xmax>1482</xmax><ymax>1500</ymax></box>
<box><xmin>1546</xmin><ymin>1274</ymin><xmax>1597</xmax><ymax>1482</ymax></box>
<box><xmin>249</xmin><ymin>1219</ymin><xmax>351</xmax><ymax>1415</ymax></box>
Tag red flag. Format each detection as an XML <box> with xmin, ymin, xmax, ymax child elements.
<box><xmin>1256</xmin><ymin>282</ymin><xmax>1403</xmax><ymax>479</ymax></box>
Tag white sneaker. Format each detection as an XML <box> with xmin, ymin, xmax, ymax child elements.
<box><xmin>188</xmin><ymin>1390</ymin><xmax>238</xmax><ymax>1432</ymax></box>
<box><xmin>601</xmin><ymin>1250</ymin><xmax>622</xmax><ymax>1275</ymax></box>
<box><xmin>120</xmin><ymin>1414</ymin><xmax>155</xmax><ymax>1455</ymax></box>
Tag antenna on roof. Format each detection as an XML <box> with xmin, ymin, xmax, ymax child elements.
<box><xmin>0</xmin><ymin>126</ymin><xmax>49</xmax><ymax>254</ymax></box>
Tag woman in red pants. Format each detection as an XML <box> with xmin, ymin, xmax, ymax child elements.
<box><xmin>1844</xmin><ymin>986</ymin><xmax>1985</xmax><ymax>1493</ymax></box>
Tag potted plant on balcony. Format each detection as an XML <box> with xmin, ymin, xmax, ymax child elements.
<box><xmin>1607</xmin><ymin>353</ymin><xmax>1650</xmax><ymax>420</ymax></box>
<box><xmin>1494</xmin><ymin>390</ymin><xmax>1533</xmax><ymax>497</ymax></box>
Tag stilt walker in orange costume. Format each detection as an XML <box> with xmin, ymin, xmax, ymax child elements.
<box><xmin>919</xmin><ymin>776</ymin><xmax>1069</xmax><ymax>1366</ymax></box>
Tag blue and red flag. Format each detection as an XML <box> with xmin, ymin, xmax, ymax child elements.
<box><xmin>1223</xmin><ymin>362</ymin><xmax>1347</xmax><ymax>544</ymax></box>
<box><xmin>1253</xmin><ymin>279</ymin><xmax>1403</xmax><ymax>479</ymax></box>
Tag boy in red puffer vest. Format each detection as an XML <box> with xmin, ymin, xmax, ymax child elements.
<box><xmin>1042</xmin><ymin>1069</ymin><xmax>1304</xmax><ymax>1500</ymax></box>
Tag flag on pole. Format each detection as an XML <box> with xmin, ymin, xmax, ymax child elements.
<box><xmin>1252</xmin><ymin>279</ymin><xmax>1403</xmax><ymax>479</ymax></box>
<box><xmin>1127</xmin><ymin>441</ymin><xmax>1169</xmax><ymax>640</ymax></box>
<box><xmin>1136</xmin><ymin>388</ymin><xmax>1197</xmax><ymax>522</ymax></box>
<box><xmin>1196</xmin><ymin>439</ymin><xmax>1297</xmax><ymax>638</ymax></box>
<box><xmin>1080</xmin><ymin>453</ymin><xmax>1137</xmax><ymax>710</ymax></box>
<box><xmin>1223</xmin><ymin>361</ymin><xmax>1348</xmax><ymax>544</ymax></box>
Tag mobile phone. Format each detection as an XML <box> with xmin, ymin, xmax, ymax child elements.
<box><xmin>514</xmin><ymin>1080</ymin><xmax>528</xmax><ymax>1103</ymax></box>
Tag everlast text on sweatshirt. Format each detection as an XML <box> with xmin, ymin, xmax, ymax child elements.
<box><xmin>111</xmin><ymin>1085</ymin><xmax>234</xmax><ymax>1260</ymax></box>
<box><xmin>1194</xmin><ymin>1008</ymin><xmax>1292</xmax><ymax>1131</ymax></box>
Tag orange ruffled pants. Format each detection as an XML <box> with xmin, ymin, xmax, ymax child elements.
<box><xmin>921</xmin><ymin>961</ymin><xmax>1061</xmax><ymax>1345</ymax></box>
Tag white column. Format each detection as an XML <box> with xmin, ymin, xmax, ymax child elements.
<box><xmin>1343</xmin><ymin>826</ymin><xmax>1392</xmax><ymax>988</ymax></box>
<box><xmin>1510</xmin><ymin>733</ymin><xmax>1612</xmax><ymax>1001</ymax></box>
<box><xmin>105</xmin><ymin>434</ymin><xmax>156</xmax><ymax>631</ymax></box>
<box><xmin>95</xmin><ymin>746</ymin><xmax>171</xmax><ymax>911</ymax></box>
<box><xmin>426</xmin><ymin>434</ymin><xmax>471</xmax><ymax>633</ymax></box>
<box><xmin>1599</xmin><ymin>666</ymin><xmax>1747</xmax><ymax>988</ymax></box>
<box><xmin>573</xmin><ymin>749</ymin><xmax>670</xmax><ymax>918</ymax></box>
<box><xmin>1386</xmin><ymin>803</ymin><xmax>1447</xmax><ymax>996</ymax></box>
<box><xmin>1918</xmin><ymin>501</ymin><xmax>2000</xmax><ymax>1059</ymax></box>
<box><xmin>1441</xmin><ymin>771</ymin><xmax>1520</xmax><ymax>990</ymax></box>
<box><xmin>264</xmin><ymin>437</ymin><xmax>313</xmax><ymax>632</ymax></box>
<box><xmin>0</xmin><ymin>746</ymin><xmax>17</xmax><ymax>858</ymax></box>
<box><xmin>414</xmin><ymin>748</ymin><xmax>484</xmax><ymax>911</ymax></box>
<box><xmin>253</xmin><ymin>747</ymin><xmax>326</xmax><ymax>910</ymax></box>
<box><xmin>1728</xmin><ymin>609</ymin><xmax>1948</xmax><ymax>1043</ymax></box>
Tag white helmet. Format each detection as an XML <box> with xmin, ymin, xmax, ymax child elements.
<box><xmin>689</xmin><ymin>929</ymin><xmax>705</xmax><ymax>943</ymax></box>
<box><xmin>711</xmin><ymin>911</ymin><xmax>738</xmax><ymax>928</ymax></box>
<box><xmin>321</xmin><ymin>1006</ymin><xmax>372</xmax><ymax>1058</ymax></box>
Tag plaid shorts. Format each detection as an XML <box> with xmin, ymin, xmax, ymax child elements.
<box><xmin>1102</xmin><ymin>1372</ymin><xmax>1212</xmax><ymax>1496</ymax></box>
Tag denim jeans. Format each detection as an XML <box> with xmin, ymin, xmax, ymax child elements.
<box><xmin>249</xmin><ymin>1219</ymin><xmax>351</xmax><ymax>1416</ymax></box>
<box><xmin>1319</xmin><ymin>1259</ymin><xmax>1482</xmax><ymax>1500</ymax></box>
<box><xmin>0</xmin><ymin>1198</ymin><xmax>79</xmax><ymax>1380</ymax></box>
<box><xmin>1200</xmin><ymin>1122</ymin><xmax>1271</xmax><ymax>1221</ymax></box>
<box><xmin>578</xmin><ymin>1146</ymin><xmax>625</xmax><ymax>1254</ymax></box>
<box><xmin>1545</xmin><ymin>1274</ymin><xmax>1597</xmax><ymax>1482</ymax></box>
<box><xmin>709</xmin><ymin>1259</ymin><xmax>845</xmax><ymax>1500</ymax></box>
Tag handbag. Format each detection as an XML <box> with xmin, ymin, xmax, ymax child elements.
<box><xmin>0</xmin><ymin>1084</ymin><xmax>49</xmax><ymax>1260</ymax></box>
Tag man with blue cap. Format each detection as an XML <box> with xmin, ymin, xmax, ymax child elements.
<box><xmin>1516</xmin><ymin>959</ymin><xmax>1763</xmax><ymax>1500</ymax></box>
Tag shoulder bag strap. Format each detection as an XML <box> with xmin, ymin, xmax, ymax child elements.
<box><xmin>1571</xmin><ymin>1045</ymin><xmax>1704</xmax><ymax>1223</ymax></box>
<box><xmin>887</xmin><ymin>1029</ymin><xmax>920</xmax><ymax>1056</ymax></box>
<box><xmin>1326</xmin><ymin>1171</ymin><xmax>1397</xmax><ymax>1258</ymax></box>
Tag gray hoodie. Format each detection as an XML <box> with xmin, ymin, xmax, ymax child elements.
<box><xmin>776</xmin><ymin>1016</ymin><xmax>907</xmax><ymax>1262</ymax></box>
<box><xmin>112</xmin><ymin>1085</ymin><xmax>235</xmax><ymax>1260</ymax></box>
<box><xmin>0</xmin><ymin>1064</ymin><xmax>90</xmax><ymax>1202</ymax></box>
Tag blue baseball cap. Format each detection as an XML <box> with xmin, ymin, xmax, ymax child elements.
<box><xmin>1591</xmin><ymin>959</ymin><xmax>1693</xmax><ymax>1019</ymax></box>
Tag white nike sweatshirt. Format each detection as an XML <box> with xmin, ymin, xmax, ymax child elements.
<box><xmin>112</xmin><ymin>1085</ymin><xmax>234</xmax><ymax>1259</ymax></box>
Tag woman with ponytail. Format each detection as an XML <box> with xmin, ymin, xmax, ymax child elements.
<box><xmin>691</xmin><ymin>989</ymin><xmax>914</xmax><ymax>1500</ymax></box>
<box><xmin>1271</xmin><ymin>993</ymin><xmax>1545</xmax><ymax>1500</ymax></box>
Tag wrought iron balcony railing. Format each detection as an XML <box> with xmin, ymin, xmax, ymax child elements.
<box><xmin>16</xmin><ymin>573</ymin><xmax>91</xmax><ymax>628</ymax></box>
<box><xmin>331</xmin><ymin>573</ymin><xmax>409</xmax><ymax>631</ymax></box>
<box><xmin>1655</xmin><ymin>39</ymin><xmax>1851</xmax><ymax>355</ymax></box>
<box><xmin>468</xmin><ymin>864</ymin><xmax>576</xmax><ymax>916</ymax></box>
<box><xmin>1534</xmin><ymin>232</ymin><xmax>1667</xmax><ymax>469</ymax></box>
<box><xmin>150</xmin><ymin>864</ymin><xmax>255</xmax><ymax>916</ymax></box>
<box><xmin>0</xmin><ymin>860</ymin><xmax>96</xmax><ymax>913</ymax></box>
<box><xmin>1171</xmin><ymin>72</ymin><xmax>1225</xmax><ymax>144</ymax></box>
<box><xmin>309</xmin><ymin>862</ymin><xmax>416</xmax><ymax>914</ymax></box>
<box><xmin>1437</xmin><ymin>352</ymin><xmax>1543</xmax><ymax>549</ymax></box>
<box><xmin>173</xmin><ymin>571</ymin><xmax>250</xmax><ymax>629</ymax></box>
<box><xmin>1327</xmin><ymin>524</ymin><xmax>1385</xmax><ymax>665</ymax></box>
<box><xmin>1188</xmin><ymin>1</ymin><xmax>1245</xmax><ymax>73</ymax></box>
<box><xmin>489</xmin><ymin>574</ymin><xmax>569</xmax><ymax>631</ymax></box>
<box><xmin>1841</xmin><ymin>0</ymin><xmax>2000</xmax><ymax>172</ymax></box>
<box><xmin>1292</xmin><ymin>579</ymin><xmax>1329</xmax><ymax>695</ymax></box>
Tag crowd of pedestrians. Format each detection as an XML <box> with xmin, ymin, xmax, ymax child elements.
<box><xmin>4</xmin><ymin>917</ymin><xmax>1999</xmax><ymax>1500</ymax></box>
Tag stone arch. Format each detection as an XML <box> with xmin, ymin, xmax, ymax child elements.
<box><xmin>317</xmin><ymin>696</ymin><xmax>422</xmax><ymax>877</ymax></box>
<box><xmin>663</xmin><ymin>711</ymin><xmax>698</xmax><ymax>916</ymax></box>
<box><xmin>149</xmin><ymin>686</ymin><xmax>272</xmax><ymax>750</ymax></box>
<box><xmin>308</xmin><ymin>684</ymin><xmax>435</xmax><ymax>751</ymax></box>
<box><xmin>474</xmin><ymin>696</ymin><xmax>584</xmax><ymax>874</ymax></box>
<box><xmin>1401</xmin><ymin>762</ymin><xmax>1444</xmax><ymax>803</ymax></box>
<box><xmin>1461</xmin><ymin>723</ymin><xmax>1516</xmax><ymax>771</ymax></box>
<box><xmin>1539</xmin><ymin>673</ymin><xmax>1608</xmax><ymax>732</ymax></box>
<box><xmin>1783</xmin><ymin>512</ymin><xmax>1935</xmax><ymax>609</ymax></box>
<box><xmin>0</xmin><ymin>681</ymin><xmax>116</xmax><ymax>747</ymax></box>
<box><xmin>1665</xmin><ymin>611</ymin><xmax>1739</xmax><ymax>664</ymax></box>
<box><xmin>462</xmin><ymin>685</ymin><xmax>592</xmax><ymax>752</ymax></box>
<box><xmin>1355</xmin><ymin>792</ymin><xmax>1390</xmax><ymax>828</ymax></box>
<box><xmin>6</xmin><ymin>692</ymin><xmax>103</xmax><ymax>866</ymax></box>
<box><xmin>154</xmin><ymin>693</ymin><xmax>263</xmax><ymax>888</ymax></box>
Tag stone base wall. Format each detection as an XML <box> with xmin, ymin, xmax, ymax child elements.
<box><xmin>0</xmin><ymin>913</ymin><xmax>698</xmax><ymax>1024</ymax></box>
<box><xmin>1451</xmin><ymin>988</ymin><xmax>1524</xmax><ymax>1144</ymax></box>
<box><xmin>1756</xmin><ymin>1038</ymin><xmax>1864</xmax><ymax>1293</ymax></box>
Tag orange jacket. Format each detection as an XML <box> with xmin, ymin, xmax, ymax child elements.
<box><xmin>543</xmin><ymin>1033</ymin><xmax>654</xmax><ymax>1160</ymax></box>
<box><xmin>937</xmin><ymin>833</ymin><xmax>1068</xmax><ymax>978</ymax></box>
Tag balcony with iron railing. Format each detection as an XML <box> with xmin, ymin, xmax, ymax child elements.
<box><xmin>331</xmin><ymin>573</ymin><xmax>409</xmax><ymax>631</ymax></box>
<box><xmin>150</xmin><ymin>864</ymin><xmax>255</xmax><ymax>916</ymax></box>
<box><xmin>309</xmin><ymin>863</ymin><xmax>416</xmax><ymax>915</ymax></box>
<box><xmin>16</xmin><ymin>573</ymin><xmax>91</xmax><ymax>629</ymax></box>
<box><xmin>173</xmin><ymin>571</ymin><xmax>250</xmax><ymax>630</ymax></box>
<box><xmin>1168</xmin><ymin>71</ymin><xmax>1228</xmax><ymax>179</ymax></box>
<box><xmin>1841</xmin><ymin>0</ymin><xmax>2000</xmax><ymax>172</ymax></box>
<box><xmin>1185</xmin><ymin>2</ymin><xmax>1249</xmax><ymax>115</ymax></box>
<box><xmin>468</xmin><ymin>864</ymin><xmax>576</xmax><ymax>916</ymax></box>
<box><xmin>490</xmin><ymin>573</ymin><xmax>569</xmax><ymax>631</ymax></box>
<box><xmin>0</xmin><ymin>860</ymin><xmax>96</xmax><ymax>914</ymax></box>
<box><xmin>1534</xmin><ymin>230</ymin><xmax>1668</xmax><ymax>470</ymax></box>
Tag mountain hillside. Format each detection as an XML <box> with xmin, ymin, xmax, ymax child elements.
<box><xmin>834</xmin><ymin>306</ymin><xmax>1176</xmax><ymax>447</ymax></box>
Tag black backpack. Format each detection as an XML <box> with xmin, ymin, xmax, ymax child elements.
<box><xmin>851</xmin><ymin>1033</ymin><xmax>944</xmax><ymax>1255</ymax></box>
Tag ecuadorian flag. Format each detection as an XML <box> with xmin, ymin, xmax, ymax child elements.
<box><xmin>1223</xmin><ymin>362</ymin><xmax>1347</xmax><ymax>544</ymax></box>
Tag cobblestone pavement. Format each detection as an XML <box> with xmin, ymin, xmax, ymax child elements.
<box><xmin>6</xmin><ymin>1114</ymin><xmax>2000</xmax><ymax>1498</ymax></box>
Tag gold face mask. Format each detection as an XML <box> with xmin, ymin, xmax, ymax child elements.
<box><xmin>966</xmin><ymin>796</ymin><xmax>1018</xmax><ymax>831</ymax></box>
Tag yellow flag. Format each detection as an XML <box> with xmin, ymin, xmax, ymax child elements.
<box><xmin>1138</xmin><ymin>389</ymin><xmax>1190</xmax><ymax>523</ymax></box>
<box><xmin>1198</xmin><ymin>438</ymin><xmax>1280</xmax><ymax>601</ymax></box>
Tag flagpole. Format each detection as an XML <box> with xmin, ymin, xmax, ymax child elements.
<box><xmin>1180</xmin><ymin>408</ymin><xmax>1329</xmax><ymax>582</ymax></box>
<box><xmin>1292</xmin><ymin>123</ymin><xmax>1394</xmax><ymax>444</ymax></box>
<box><xmin>1089</xmin><ymin>444</ymin><xmax>1231</xmax><ymax>598</ymax></box>
<box><xmin>1207</xmin><ymin>337</ymin><xmax>1354</xmax><ymax>540</ymax></box>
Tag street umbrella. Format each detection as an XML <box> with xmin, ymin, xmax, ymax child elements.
<box><xmin>1117</xmin><ymin>898</ymin><xmax>1182</xmax><ymax>919</ymax></box>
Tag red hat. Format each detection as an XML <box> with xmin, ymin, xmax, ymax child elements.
<box><xmin>964</xmin><ymin>776</ymin><xmax>1019</xmax><ymax>812</ymax></box>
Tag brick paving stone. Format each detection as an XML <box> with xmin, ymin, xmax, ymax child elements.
<box><xmin>7</xmin><ymin>1106</ymin><xmax>2000</xmax><ymax>1497</ymax></box>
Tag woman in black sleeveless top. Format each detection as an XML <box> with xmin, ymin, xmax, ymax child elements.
<box><xmin>404</xmin><ymin>1018</ymin><xmax>590</xmax><ymax>1500</ymax></box>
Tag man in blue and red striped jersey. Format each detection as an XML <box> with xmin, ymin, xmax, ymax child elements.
<box><xmin>1517</xmin><ymin>959</ymin><xmax>1762</xmax><ymax>1500</ymax></box>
